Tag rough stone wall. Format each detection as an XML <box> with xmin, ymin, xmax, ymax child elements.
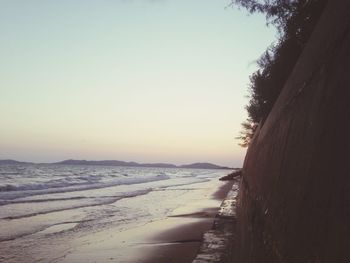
<box><xmin>236</xmin><ymin>1</ymin><xmax>350</xmax><ymax>262</ymax></box>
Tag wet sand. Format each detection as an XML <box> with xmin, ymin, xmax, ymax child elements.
<box><xmin>138</xmin><ymin>180</ymin><xmax>235</xmax><ymax>263</ymax></box>
<box><xmin>60</xmin><ymin>179</ymin><xmax>234</xmax><ymax>263</ymax></box>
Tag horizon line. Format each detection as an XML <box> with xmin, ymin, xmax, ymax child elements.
<box><xmin>0</xmin><ymin>158</ymin><xmax>239</xmax><ymax>168</ymax></box>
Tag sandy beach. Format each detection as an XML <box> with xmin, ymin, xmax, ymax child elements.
<box><xmin>59</xmin><ymin>180</ymin><xmax>234</xmax><ymax>263</ymax></box>
<box><xmin>140</xmin><ymin>180</ymin><xmax>235</xmax><ymax>263</ymax></box>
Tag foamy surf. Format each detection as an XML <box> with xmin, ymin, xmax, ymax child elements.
<box><xmin>0</xmin><ymin>164</ymin><xmax>229</xmax><ymax>262</ymax></box>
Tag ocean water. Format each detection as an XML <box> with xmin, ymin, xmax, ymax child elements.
<box><xmin>0</xmin><ymin>164</ymin><xmax>229</xmax><ymax>262</ymax></box>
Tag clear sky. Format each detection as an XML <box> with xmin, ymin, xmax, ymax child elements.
<box><xmin>0</xmin><ymin>0</ymin><xmax>276</xmax><ymax>167</ymax></box>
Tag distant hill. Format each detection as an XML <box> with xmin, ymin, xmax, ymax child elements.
<box><xmin>55</xmin><ymin>159</ymin><xmax>139</xmax><ymax>167</ymax></box>
<box><xmin>55</xmin><ymin>159</ymin><xmax>178</xmax><ymax>168</ymax></box>
<box><xmin>179</xmin><ymin>162</ymin><xmax>231</xmax><ymax>170</ymax></box>
<box><xmin>55</xmin><ymin>160</ymin><xmax>228</xmax><ymax>169</ymax></box>
<box><xmin>0</xmin><ymin>159</ymin><xmax>231</xmax><ymax>169</ymax></box>
<box><xmin>0</xmin><ymin>159</ymin><xmax>31</xmax><ymax>165</ymax></box>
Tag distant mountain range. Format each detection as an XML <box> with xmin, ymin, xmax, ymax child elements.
<box><xmin>0</xmin><ymin>159</ymin><xmax>32</xmax><ymax>165</ymax></box>
<box><xmin>0</xmin><ymin>159</ymin><xmax>233</xmax><ymax>170</ymax></box>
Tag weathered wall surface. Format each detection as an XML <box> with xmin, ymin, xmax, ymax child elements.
<box><xmin>236</xmin><ymin>1</ymin><xmax>350</xmax><ymax>262</ymax></box>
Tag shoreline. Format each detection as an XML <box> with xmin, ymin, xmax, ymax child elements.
<box><xmin>138</xmin><ymin>180</ymin><xmax>236</xmax><ymax>263</ymax></box>
<box><xmin>57</xmin><ymin>179</ymin><xmax>235</xmax><ymax>263</ymax></box>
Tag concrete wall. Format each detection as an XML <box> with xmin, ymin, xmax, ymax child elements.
<box><xmin>236</xmin><ymin>1</ymin><xmax>350</xmax><ymax>262</ymax></box>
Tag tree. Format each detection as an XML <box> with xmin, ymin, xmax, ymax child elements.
<box><xmin>233</xmin><ymin>0</ymin><xmax>328</xmax><ymax>147</ymax></box>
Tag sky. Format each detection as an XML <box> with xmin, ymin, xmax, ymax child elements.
<box><xmin>0</xmin><ymin>0</ymin><xmax>276</xmax><ymax>167</ymax></box>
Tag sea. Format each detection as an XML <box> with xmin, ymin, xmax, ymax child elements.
<box><xmin>0</xmin><ymin>164</ymin><xmax>230</xmax><ymax>263</ymax></box>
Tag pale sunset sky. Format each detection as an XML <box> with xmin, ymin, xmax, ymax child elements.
<box><xmin>0</xmin><ymin>0</ymin><xmax>276</xmax><ymax>167</ymax></box>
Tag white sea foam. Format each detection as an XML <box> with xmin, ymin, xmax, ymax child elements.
<box><xmin>0</xmin><ymin>164</ymin><xmax>229</xmax><ymax>262</ymax></box>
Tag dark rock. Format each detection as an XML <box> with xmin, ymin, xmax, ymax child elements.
<box><xmin>219</xmin><ymin>170</ymin><xmax>242</xmax><ymax>181</ymax></box>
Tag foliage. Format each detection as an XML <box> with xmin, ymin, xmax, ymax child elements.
<box><xmin>236</xmin><ymin>119</ymin><xmax>258</xmax><ymax>147</ymax></box>
<box><xmin>233</xmin><ymin>0</ymin><xmax>328</xmax><ymax>147</ymax></box>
